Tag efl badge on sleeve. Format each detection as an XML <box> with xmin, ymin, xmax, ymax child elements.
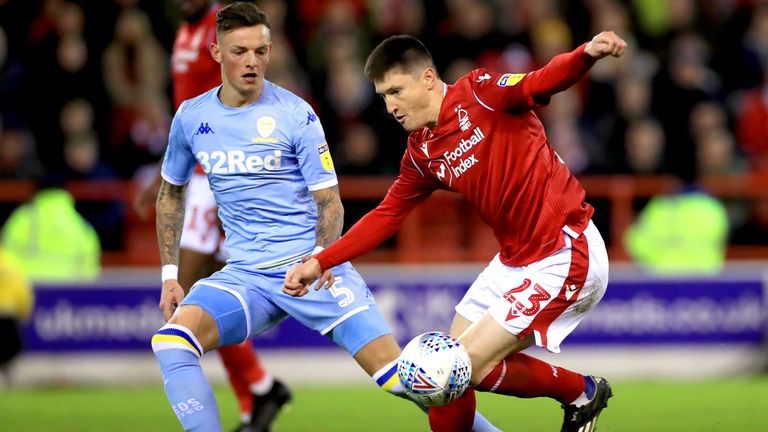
<box><xmin>497</xmin><ymin>73</ymin><xmax>525</xmax><ymax>87</ymax></box>
<box><xmin>318</xmin><ymin>142</ymin><xmax>334</xmax><ymax>171</ymax></box>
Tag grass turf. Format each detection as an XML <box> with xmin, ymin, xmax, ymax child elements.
<box><xmin>1</xmin><ymin>377</ymin><xmax>767</xmax><ymax>431</ymax></box>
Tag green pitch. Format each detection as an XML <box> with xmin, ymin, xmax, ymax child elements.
<box><xmin>1</xmin><ymin>377</ymin><xmax>767</xmax><ymax>431</ymax></box>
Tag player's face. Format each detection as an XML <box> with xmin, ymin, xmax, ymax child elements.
<box><xmin>211</xmin><ymin>25</ymin><xmax>271</xmax><ymax>99</ymax></box>
<box><xmin>374</xmin><ymin>68</ymin><xmax>435</xmax><ymax>132</ymax></box>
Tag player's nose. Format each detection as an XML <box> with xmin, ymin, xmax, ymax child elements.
<box><xmin>384</xmin><ymin>97</ymin><xmax>397</xmax><ymax>114</ymax></box>
<box><xmin>245</xmin><ymin>51</ymin><xmax>257</xmax><ymax>66</ymax></box>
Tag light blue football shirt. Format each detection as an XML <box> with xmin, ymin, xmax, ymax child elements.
<box><xmin>162</xmin><ymin>81</ymin><xmax>337</xmax><ymax>269</ymax></box>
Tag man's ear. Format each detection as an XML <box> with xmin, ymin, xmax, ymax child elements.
<box><xmin>423</xmin><ymin>67</ymin><xmax>437</xmax><ymax>90</ymax></box>
<box><xmin>210</xmin><ymin>42</ymin><xmax>222</xmax><ymax>64</ymax></box>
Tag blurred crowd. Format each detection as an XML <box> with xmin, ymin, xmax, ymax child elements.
<box><xmin>0</xmin><ymin>0</ymin><xmax>767</xmax><ymax>250</ymax></box>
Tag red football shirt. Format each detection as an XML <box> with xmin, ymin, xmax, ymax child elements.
<box><xmin>171</xmin><ymin>4</ymin><xmax>222</xmax><ymax>110</ymax></box>
<box><xmin>317</xmin><ymin>44</ymin><xmax>597</xmax><ymax>269</ymax></box>
<box><xmin>171</xmin><ymin>4</ymin><xmax>221</xmax><ymax>175</ymax></box>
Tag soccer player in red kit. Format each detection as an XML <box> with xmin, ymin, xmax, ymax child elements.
<box><xmin>284</xmin><ymin>31</ymin><xmax>627</xmax><ymax>431</ymax></box>
<box><xmin>134</xmin><ymin>1</ymin><xmax>290</xmax><ymax>430</ymax></box>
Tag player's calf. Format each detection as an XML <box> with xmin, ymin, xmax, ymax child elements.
<box><xmin>152</xmin><ymin>324</ymin><xmax>222</xmax><ymax>431</ymax></box>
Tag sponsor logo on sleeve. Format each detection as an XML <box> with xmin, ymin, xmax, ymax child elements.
<box><xmin>318</xmin><ymin>142</ymin><xmax>334</xmax><ymax>171</ymax></box>
<box><xmin>497</xmin><ymin>73</ymin><xmax>525</xmax><ymax>87</ymax></box>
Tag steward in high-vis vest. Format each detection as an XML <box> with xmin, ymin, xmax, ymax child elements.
<box><xmin>625</xmin><ymin>187</ymin><xmax>728</xmax><ymax>274</ymax></box>
<box><xmin>2</xmin><ymin>188</ymin><xmax>100</xmax><ymax>281</ymax></box>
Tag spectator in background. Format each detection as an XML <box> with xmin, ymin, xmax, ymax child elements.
<box><xmin>1</xmin><ymin>181</ymin><xmax>101</xmax><ymax>281</ymax></box>
<box><xmin>19</xmin><ymin>0</ymin><xmax>103</xmax><ymax>173</ymax></box>
<box><xmin>0</xmin><ymin>248</ymin><xmax>32</xmax><ymax>386</ymax></box>
<box><xmin>622</xmin><ymin>116</ymin><xmax>666</xmax><ymax>175</ymax></box>
<box><xmin>62</xmin><ymin>132</ymin><xmax>124</xmax><ymax>251</ymax></box>
<box><xmin>369</xmin><ymin>0</ymin><xmax>426</xmax><ymax>38</ymax></box>
<box><xmin>102</xmin><ymin>6</ymin><xmax>167</xmax><ymax>151</ymax></box>
<box><xmin>652</xmin><ymin>31</ymin><xmax>721</xmax><ymax>181</ymax></box>
<box><xmin>625</xmin><ymin>172</ymin><xmax>729</xmax><ymax>274</ymax></box>
<box><xmin>59</xmin><ymin>97</ymin><xmax>95</xmax><ymax>138</ymax></box>
<box><xmin>0</xmin><ymin>127</ymin><xmax>44</xmax><ymax>180</ymax></box>
<box><xmin>737</xmin><ymin>67</ymin><xmax>768</xmax><ymax>173</ymax></box>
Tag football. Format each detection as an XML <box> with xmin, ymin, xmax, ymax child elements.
<box><xmin>397</xmin><ymin>331</ymin><xmax>472</xmax><ymax>406</ymax></box>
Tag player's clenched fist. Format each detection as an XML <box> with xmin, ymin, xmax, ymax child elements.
<box><xmin>283</xmin><ymin>257</ymin><xmax>335</xmax><ymax>297</ymax></box>
<box><xmin>585</xmin><ymin>31</ymin><xmax>627</xmax><ymax>59</ymax></box>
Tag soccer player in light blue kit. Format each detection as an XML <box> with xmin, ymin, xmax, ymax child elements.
<box><xmin>151</xmin><ymin>3</ymin><xmax>498</xmax><ymax>431</ymax></box>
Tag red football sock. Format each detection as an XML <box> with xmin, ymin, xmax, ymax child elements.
<box><xmin>428</xmin><ymin>388</ymin><xmax>476</xmax><ymax>432</ymax></box>
<box><xmin>476</xmin><ymin>352</ymin><xmax>585</xmax><ymax>404</ymax></box>
<box><xmin>218</xmin><ymin>341</ymin><xmax>268</xmax><ymax>415</ymax></box>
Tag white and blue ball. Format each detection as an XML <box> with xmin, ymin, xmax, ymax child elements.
<box><xmin>397</xmin><ymin>331</ymin><xmax>472</xmax><ymax>406</ymax></box>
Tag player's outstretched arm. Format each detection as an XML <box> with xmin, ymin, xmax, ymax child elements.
<box><xmin>584</xmin><ymin>31</ymin><xmax>627</xmax><ymax>59</ymax></box>
<box><xmin>522</xmin><ymin>31</ymin><xmax>627</xmax><ymax>103</ymax></box>
<box><xmin>156</xmin><ymin>179</ymin><xmax>187</xmax><ymax>321</ymax></box>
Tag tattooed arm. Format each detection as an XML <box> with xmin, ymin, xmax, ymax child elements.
<box><xmin>296</xmin><ymin>185</ymin><xmax>343</xmax><ymax>293</ymax></box>
<box><xmin>312</xmin><ymin>185</ymin><xmax>344</xmax><ymax>248</ymax></box>
<box><xmin>156</xmin><ymin>179</ymin><xmax>187</xmax><ymax>321</ymax></box>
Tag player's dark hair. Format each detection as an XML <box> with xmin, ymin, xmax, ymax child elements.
<box><xmin>364</xmin><ymin>35</ymin><xmax>436</xmax><ymax>82</ymax></box>
<box><xmin>216</xmin><ymin>1</ymin><xmax>271</xmax><ymax>35</ymax></box>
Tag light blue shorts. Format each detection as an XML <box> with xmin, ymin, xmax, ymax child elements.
<box><xmin>181</xmin><ymin>261</ymin><xmax>391</xmax><ymax>356</ymax></box>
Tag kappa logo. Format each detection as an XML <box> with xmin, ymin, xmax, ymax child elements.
<box><xmin>455</xmin><ymin>105</ymin><xmax>471</xmax><ymax>131</ymax></box>
<box><xmin>476</xmin><ymin>73</ymin><xmax>491</xmax><ymax>82</ymax></box>
<box><xmin>420</xmin><ymin>142</ymin><xmax>429</xmax><ymax>157</ymax></box>
<box><xmin>194</xmin><ymin>122</ymin><xmax>214</xmax><ymax>135</ymax></box>
<box><xmin>306</xmin><ymin>111</ymin><xmax>317</xmax><ymax>125</ymax></box>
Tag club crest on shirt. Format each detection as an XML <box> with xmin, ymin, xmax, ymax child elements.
<box><xmin>497</xmin><ymin>73</ymin><xmax>525</xmax><ymax>87</ymax></box>
<box><xmin>455</xmin><ymin>105</ymin><xmax>471</xmax><ymax>131</ymax></box>
<box><xmin>318</xmin><ymin>142</ymin><xmax>334</xmax><ymax>171</ymax></box>
<box><xmin>252</xmin><ymin>116</ymin><xmax>278</xmax><ymax>143</ymax></box>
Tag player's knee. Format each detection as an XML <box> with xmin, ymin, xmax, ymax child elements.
<box><xmin>151</xmin><ymin>323</ymin><xmax>204</xmax><ymax>359</ymax></box>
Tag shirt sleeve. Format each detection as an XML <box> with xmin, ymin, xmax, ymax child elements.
<box><xmin>161</xmin><ymin>102</ymin><xmax>197</xmax><ymax>185</ymax></box>
<box><xmin>293</xmin><ymin>100</ymin><xmax>338</xmax><ymax>191</ymax></box>
<box><xmin>315</xmin><ymin>147</ymin><xmax>440</xmax><ymax>270</ymax></box>
<box><xmin>472</xmin><ymin>43</ymin><xmax>596</xmax><ymax>112</ymax></box>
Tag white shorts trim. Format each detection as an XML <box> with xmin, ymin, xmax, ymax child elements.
<box><xmin>320</xmin><ymin>305</ymin><xmax>370</xmax><ymax>335</ymax></box>
<box><xmin>193</xmin><ymin>281</ymin><xmax>252</xmax><ymax>338</ymax></box>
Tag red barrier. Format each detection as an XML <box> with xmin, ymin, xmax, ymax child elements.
<box><xmin>2</xmin><ymin>174</ymin><xmax>767</xmax><ymax>266</ymax></box>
